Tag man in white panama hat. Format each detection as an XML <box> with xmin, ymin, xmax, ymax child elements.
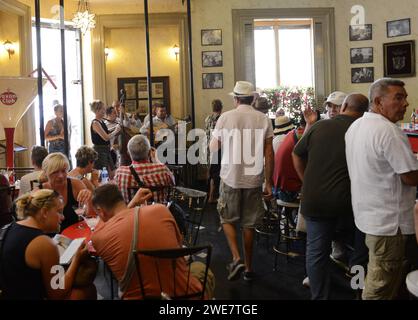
<box><xmin>210</xmin><ymin>81</ymin><xmax>274</xmax><ymax>281</ymax></box>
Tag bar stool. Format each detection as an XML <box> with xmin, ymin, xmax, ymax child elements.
<box><xmin>406</xmin><ymin>270</ymin><xmax>418</xmax><ymax>299</ymax></box>
<box><xmin>255</xmin><ymin>199</ymin><xmax>279</xmax><ymax>249</ymax></box>
<box><xmin>273</xmin><ymin>199</ymin><xmax>305</xmax><ymax>271</ymax></box>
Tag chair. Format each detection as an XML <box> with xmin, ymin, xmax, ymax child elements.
<box><xmin>406</xmin><ymin>270</ymin><xmax>418</xmax><ymax>300</ymax></box>
<box><xmin>172</xmin><ymin>186</ymin><xmax>207</xmax><ymax>246</ymax></box>
<box><xmin>127</xmin><ymin>185</ymin><xmax>173</xmax><ymax>204</ymax></box>
<box><xmin>167</xmin><ymin>164</ymin><xmax>184</xmax><ymax>186</ymax></box>
<box><xmin>273</xmin><ymin>199</ymin><xmax>306</xmax><ymax>271</ymax></box>
<box><xmin>30</xmin><ymin>179</ymin><xmax>40</xmax><ymax>191</ymax></box>
<box><xmin>133</xmin><ymin>244</ymin><xmax>212</xmax><ymax>300</ymax></box>
<box><xmin>255</xmin><ymin>199</ymin><xmax>279</xmax><ymax>249</ymax></box>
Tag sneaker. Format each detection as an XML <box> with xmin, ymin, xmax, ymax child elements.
<box><xmin>302</xmin><ymin>276</ymin><xmax>310</xmax><ymax>288</ymax></box>
<box><xmin>243</xmin><ymin>271</ymin><xmax>256</xmax><ymax>281</ymax></box>
<box><xmin>227</xmin><ymin>260</ymin><xmax>245</xmax><ymax>281</ymax></box>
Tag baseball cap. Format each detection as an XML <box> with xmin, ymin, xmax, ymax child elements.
<box><xmin>325</xmin><ymin>91</ymin><xmax>347</xmax><ymax>106</ymax></box>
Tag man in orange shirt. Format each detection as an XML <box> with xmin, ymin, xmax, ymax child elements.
<box><xmin>91</xmin><ymin>184</ymin><xmax>215</xmax><ymax>299</ymax></box>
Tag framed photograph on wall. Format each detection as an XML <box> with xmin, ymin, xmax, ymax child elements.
<box><xmin>349</xmin><ymin>24</ymin><xmax>372</xmax><ymax>41</ymax></box>
<box><xmin>202</xmin><ymin>73</ymin><xmax>223</xmax><ymax>89</ymax></box>
<box><xmin>124</xmin><ymin>83</ymin><xmax>136</xmax><ymax>99</ymax></box>
<box><xmin>137</xmin><ymin>80</ymin><xmax>148</xmax><ymax>99</ymax></box>
<box><xmin>383</xmin><ymin>40</ymin><xmax>415</xmax><ymax>77</ymax></box>
<box><xmin>117</xmin><ymin>76</ymin><xmax>170</xmax><ymax>114</ymax></box>
<box><xmin>124</xmin><ymin>100</ymin><xmax>137</xmax><ymax>113</ymax></box>
<box><xmin>350</xmin><ymin>47</ymin><xmax>373</xmax><ymax>64</ymax></box>
<box><xmin>387</xmin><ymin>18</ymin><xmax>411</xmax><ymax>38</ymax></box>
<box><xmin>202</xmin><ymin>50</ymin><xmax>223</xmax><ymax>67</ymax></box>
<box><xmin>201</xmin><ymin>29</ymin><xmax>222</xmax><ymax>46</ymax></box>
<box><xmin>351</xmin><ymin>67</ymin><xmax>374</xmax><ymax>83</ymax></box>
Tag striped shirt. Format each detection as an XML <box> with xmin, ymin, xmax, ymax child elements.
<box><xmin>115</xmin><ymin>160</ymin><xmax>175</xmax><ymax>203</ymax></box>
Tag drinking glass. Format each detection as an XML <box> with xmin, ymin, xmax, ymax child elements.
<box><xmin>72</xmin><ymin>203</ymin><xmax>87</xmax><ymax>229</ymax></box>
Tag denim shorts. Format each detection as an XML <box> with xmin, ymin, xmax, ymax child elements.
<box><xmin>217</xmin><ymin>180</ymin><xmax>264</xmax><ymax>228</ymax></box>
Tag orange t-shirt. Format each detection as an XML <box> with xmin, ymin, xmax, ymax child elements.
<box><xmin>91</xmin><ymin>204</ymin><xmax>202</xmax><ymax>299</ymax></box>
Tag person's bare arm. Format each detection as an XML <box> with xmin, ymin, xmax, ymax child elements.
<box><xmin>302</xmin><ymin>105</ymin><xmax>318</xmax><ymax>136</ymax></box>
<box><xmin>45</xmin><ymin>120</ymin><xmax>64</xmax><ymax>142</ymax></box>
<box><xmin>27</xmin><ymin>236</ymin><xmax>85</xmax><ymax>300</ymax></box>
<box><xmin>71</xmin><ymin>178</ymin><xmax>94</xmax><ymax>215</ymax></box>
<box><xmin>127</xmin><ymin>188</ymin><xmax>153</xmax><ymax>208</ymax></box>
<box><xmin>209</xmin><ymin>136</ymin><xmax>221</xmax><ymax>153</ymax></box>
<box><xmin>263</xmin><ymin>137</ymin><xmax>274</xmax><ymax>200</ymax></box>
<box><xmin>292</xmin><ymin>152</ymin><xmax>307</xmax><ymax>182</ymax></box>
<box><xmin>92</xmin><ymin>121</ymin><xmax>120</xmax><ymax>142</ymax></box>
<box><xmin>400</xmin><ymin>170</ymin><xmax>418</xmax><ymax>186</ymax></box>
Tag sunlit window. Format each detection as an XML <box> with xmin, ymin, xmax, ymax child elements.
<box><xmin>254</xmin><ymin>19</ymin><xmax>314</xmax><ymax>89</ymax></box>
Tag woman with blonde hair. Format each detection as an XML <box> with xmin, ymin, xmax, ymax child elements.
<box><xmin>41</xmin><ymin>152</ymin><xmax>92</xmax><ymax>230</ymax></box>
<box><xmin>90</xmin><ymin>100</ymin><xmax>121</xmax><ymax>179</ymax></box>
<box><xmin>0</xmin><ymin>189</ymin><xmax>96</xmax><ymax>299</ymax></box>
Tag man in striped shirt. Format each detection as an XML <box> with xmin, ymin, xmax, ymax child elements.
<box><xmin>115</xmin><ymin>135</ymin><xmax>174</xmax><ymax>203</ymax></box>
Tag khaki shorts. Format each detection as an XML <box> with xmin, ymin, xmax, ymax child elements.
<box><xmin>217</xmin><ymin>180</ymin><xmax>265</xmax><ymax>228</ymax></box>
<box><xmin>362</xmin><ymin>232</ymin><xmax>408</xmax><ymax>300</ymax></box>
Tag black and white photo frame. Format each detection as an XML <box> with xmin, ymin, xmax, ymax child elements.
<box><xmin>350</xmin><ymin>47</ymin><xmax>373</xmax><ymax>64</ymax></box>
<box><xmin>202</xmin><ymin>73</ymin><xmax>223</xmax><ymax>89</ymax></box>
<box><xmin>202</xmin><ymin>50</ymin><xmax>223</xmax><ymax>67</ymax></box>
<box><xmin>201</xmin><ymin>29</ymin><xmax>222</xmax><ymax>46</ymax></box>
<box><xmin>349</xmin><ymin>24</ymin><xmax>372</xmax><ymax>41</ymax></box>
<box><xmin>387</xmin><ymin>18</ymin><xmax>411</xmax><ymax>38</ymax></box>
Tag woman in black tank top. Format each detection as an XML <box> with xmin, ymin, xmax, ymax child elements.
<box><xmin>90</xmin><ymin>100</ymin><xmax>121</xmax><ymax>179</ymax></box>
<box><xmin>41</xmin><ymin>153</ymin><xmax>94</xmax><ymax>232</ymax></box>
<box><xmin>1</xmin><ymin>189</ymin><xmax>95</xmax><ymax>299</ymax></box>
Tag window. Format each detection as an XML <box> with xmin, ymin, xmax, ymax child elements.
<box><xmin>32</xmin><ymin>20</ymin><xmax>84</xmax><ymax>166</ymax></box>
<box><xmin>254</xmin><ymin>19</ymin><xmax>314</xmax><ymax>89</ymax></box>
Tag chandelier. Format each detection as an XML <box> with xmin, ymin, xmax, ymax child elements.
<box><xmin>72</xmin><ymin>0</ymin><xmax>96</xmax><ymax>35</ymax></box>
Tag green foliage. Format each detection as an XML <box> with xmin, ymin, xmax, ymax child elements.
<box><xmin>262</xmin><ymin>86</ymin><xmax>317</xmax><ymax>125</ymax></box>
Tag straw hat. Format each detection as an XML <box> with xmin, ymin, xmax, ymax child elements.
<box><xmin>228</xmin><ymin>81</ymin><xmax>256</xmax><ymax>97</ymax></box>
<box><xmin>274</xmin><ymin>116</ymin><xmax>295</xmax><ymax>134</ymax></box>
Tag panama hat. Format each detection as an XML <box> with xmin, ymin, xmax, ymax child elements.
<box><xmin>229</xmin><ymin>81</ymin><xmax>256</xmax><ymax>97</ymax></box>
<box><xmin>274</xmin><ymin>116</ymin><xmax>295</xmax><ymax>134</ymax></box>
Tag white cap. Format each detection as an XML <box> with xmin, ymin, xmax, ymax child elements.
<box><xmin>325</xmin><ymin>91</ymin><xmax>347</xmax><ymax>106</ymax></box>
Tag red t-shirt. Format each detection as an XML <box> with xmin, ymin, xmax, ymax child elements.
<box><xmin>273</xmin><ymin>129</ymin><xmax>303</xmax><ymax>192</ymax></box>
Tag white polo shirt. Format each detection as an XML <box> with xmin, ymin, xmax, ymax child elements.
<box><xmin>345</xmin><ymin>112</ymin><xmax>418</xmax><ymax>236</ymax></box>
<box><xmin>212</xmin><ymin>104</ymin><xmax>273</xmax><ymax>189</ymax></box>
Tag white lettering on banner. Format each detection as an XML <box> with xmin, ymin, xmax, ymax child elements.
<box><xmin>350</xmin><ymin>5</ymin><xmax>365</xmax><ymax>26</ymax></box>
<box><xmin>50</xmin><ymin>265</ymin><xmax>65</xmax><ymax>290</ymax></box>
<box><xmin>350</xmin><ymin>265</ymin><xmax>365</xmax><ymax>290</ymax></box>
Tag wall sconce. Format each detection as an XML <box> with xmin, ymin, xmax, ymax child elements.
<box><xmin>3</xmin><ymin>40</ymin><xmax>15</xmax><ymax>59</ymax></box>
<box><xmin>104</xmin><ymin>46</ymin><xmax>110</xmax><ymax>61</ymax></box>
<box><xmin>172</xmin><ymin>44</ymin><xmax>179</xmax><ymax>61</ymax></box>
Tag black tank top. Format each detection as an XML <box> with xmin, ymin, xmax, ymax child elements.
<box><xmin>61</xmin><ymin>178</ymin><xmax>78</xmax><ymax>230</ymax></box>
<box><xmin>91</xmin><ymin>119</ymin><xmax>110</xmax><ymax>146</ymax></box>
<box><xmin>40</xmin><ymin>178</ymin><xmax>78</xmax><ymax>231</ymax></box>
<box><xmin>1</xmin><ymin>223</ymin><xmax>45</xmax><ymax>299</ymax></box>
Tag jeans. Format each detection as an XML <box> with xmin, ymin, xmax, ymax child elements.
<box><xmin>305</xmin><ymin>215</ymin><xmax>338</xmax><ymax>300</ymax></box>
